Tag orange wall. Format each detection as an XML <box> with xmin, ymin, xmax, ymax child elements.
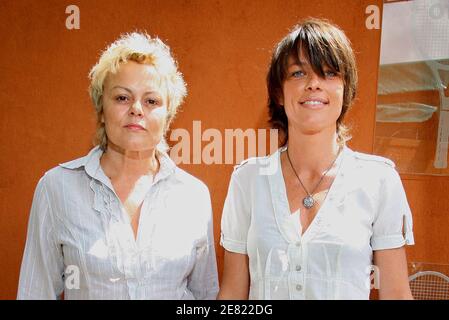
<box><xmin>0</xmin><ymin>0</ymin><xmax>393</xmax><ymax>299</ymax></box>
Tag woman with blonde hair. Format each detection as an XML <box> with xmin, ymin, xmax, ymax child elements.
<box><xmin>18</xmin><ymin>32</ymin><xmax>218</xmax><ymax>299</ymax></box>
<box><xmin>218</xmin><ymin>19</ymin><xmax>414</xmax><ymax>300</ymax></box>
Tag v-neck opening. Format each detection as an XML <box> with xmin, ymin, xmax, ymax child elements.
<box><xmin>85</xmin><ymin>147</ymin><xmax>177</xmax><ymax>249</ymax></box>
<box><xmin>117</xmin><ymin>181</ymin><xmax>156</xmax><ymax>247</ymax></box>
<box><xmin>278</xmin><ymin>146</ymin><xmax>346</xmax><ymax>241</ymax></box>
<box><xmin>97</xmin><ymin>164</ymin><xmax>153</xmax><ymax>248</ymax></box>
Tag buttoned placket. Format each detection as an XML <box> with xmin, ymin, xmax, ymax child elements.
<box><xmin>268</xmin><ymin>146</ymin><xmax>349</xmax><ymax>300</ymax></box>
<box><xmin>123</xmin><ymin>165</ymin><xmax>174</xmax><ymax>299</ymax></box>
<box><xmin>287</xmin><ymin>241</ymin><xmax>306</xmax><ymax>299</ymax></box>
<box><xmin>87</xmin><ymin>149</ymin><xmax>176</xmax><ymax>299</ymax></box>
<box><xmin>98</xmin><ymin>181</ymin><xmax>141</xmax><ymax>298</ymax></box>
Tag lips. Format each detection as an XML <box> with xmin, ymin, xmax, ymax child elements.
<box><xmin>124</xmin><ymin>123</ymin><xmax>146</xmax><ymax>131</ymax></box>
<box><xmin>300</xmin><ymin>98</ymin><xmax>329</xmax><ymax>105</ymax></box>
<box><xmin>299</xmin><ymin>98</ymin><xmax>329</xmax><ymax>109</ymax></box>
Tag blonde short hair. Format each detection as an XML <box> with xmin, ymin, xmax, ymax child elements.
<box><xmin>88</xmin><ymin>32</ymin><xmax>187</xmax><ymax>151</ymax></box>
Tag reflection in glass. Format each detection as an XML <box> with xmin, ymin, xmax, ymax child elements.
<box><xmin>374</xmin><ymin>0</ymin><xmax>449</xmax><ymax>174</ymax></box>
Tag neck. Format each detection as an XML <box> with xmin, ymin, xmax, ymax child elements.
<box><xmin>100</xmin><ymin>141</ymin><xmax>160</xmax><ymax>179</ymax></box>
<box><xmin>286</xmin><ymin>125</ymin><xmax>341</xmax><ymax>175</ymax></box>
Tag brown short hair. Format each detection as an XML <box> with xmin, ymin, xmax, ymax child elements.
<box><xmin>267</xmin><ymin>18</ymin><xmax>358</xmax><ymax>146</ymax></box>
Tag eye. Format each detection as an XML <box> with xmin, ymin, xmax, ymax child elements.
<box><xmin>324</xmin><ymin>70</ymin><xmax>339</xmax><ymax>78</ymax></box>
<box><xmin>291</xmin><ymin>70</ymin><xmax>305</xmax><ymax>78</ymax></box>
<box><xmin>116</xmin><ymin>95</ymin><xmax>129</xmax><ymax>102</ymax></box>
<box><xmin>146</xmin><ymin>98</ymin><xmax>159</xmax><ymax>106</ymax></box>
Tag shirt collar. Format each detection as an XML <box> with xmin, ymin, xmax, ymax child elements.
<box><xmin>59</xmin><ymin>146</ymin><xmax>179</xmax><ymax>187</ymax></box>
<box><xmin>266</xmin><ymin>144</ymin><xmax>355</xmax><ymax>244</ymax></box>
<box><xmin>278</xmin><ymin>143</ymin><xmax>350</xmax><ymax>155</ymax></box>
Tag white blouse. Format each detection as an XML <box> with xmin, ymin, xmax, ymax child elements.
<box><xmin>18</xmin><ymin>146</ymin><xmax>219</xmax><ymax>300</ymax></box>
<box><xmin>220</xmin><ymin>145</ymin><xmax>414</xmax><ymax>300</ymax></box>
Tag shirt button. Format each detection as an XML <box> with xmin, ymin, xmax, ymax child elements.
<box><xmin>296</xmin><ymin>284</ymin><xmax>302</xmax><ymax>291</ymax></box>
<box><xmin>296</xmin><ymin>242</ymin><xmax>301</xmax><ymax>247</ymax></box>
<box><xmin>296</xmin><ymin>265</ymin><xmax>302</xmax><ymax>272</ymax></box>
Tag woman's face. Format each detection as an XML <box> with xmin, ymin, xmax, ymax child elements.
<box><xmin>102</xmin><ymin>61</ymin><xmax>167</xmax><ymax>152</ymax></box>
<box><xmin>281</xmin><ymin>50</ymin><xmax>344</xmax><ymax>137</ymax></box>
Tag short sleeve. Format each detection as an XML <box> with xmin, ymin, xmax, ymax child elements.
<box><xmin>371</xmin><ymin>167</ymin><xmax>415</xmax><ymax>251</ymax></box>
<box><xmin>220</xmin><ymin>170</ymin><xmax>251</xmax><ymax>254</ymax></box>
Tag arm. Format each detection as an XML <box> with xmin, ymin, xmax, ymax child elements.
<box><xmin>17</xmin><ymin>176</ymin><xmax>64</xmax><ymax>300</ymax></box>
<box><xmin>374</xmin><ymin>247</ymin><xmax>413</xmax><ymax>300</ymax></box>
<box><xmin>370</xmin><ymin>166</ymin><xmax>415</xmax><ymax>300</ymax></box>
<box><xmin>218</xmin><ymin>168</ymin><xmax>252</xmax><ymax>299</ymax></box>
<box><xmin>217</xmin><ymin>250</ymin><xmax>250</xmax><ymax>300</ymax></box>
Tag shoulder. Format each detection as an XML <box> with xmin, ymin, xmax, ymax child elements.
<box><xmin>58</xmin><ymin>146</ymin><xmax>101</xmax><ymax>171</ymax></box>
<box><xmin>352</xmin><ymin>151</ymin><xmax>396</xmax><ymax>168</ymax></box>
<box><xmin>173</xmin><ymin>167</ymin><xmax>210</xmax><ymax>197</ymax></box>
<box><xmin>349</xmin><ymin>150</ymin><xmax>400</xmax><ymax>182</ymax></box>
<box><xmin>58</xmin><ymin>156</ymin><xmax>89</xmax><ymax>170</ymax></box>
<box><xmin>45</xmin><ymin>155</ymin><xmax>87</xmax><ymax>180</ymax></box>
<box><xmin>231</xmin><ymin>152</ymin><xmax>276</xmax><ymax>182</ymax></box>
<box><xmin>30</xmin><ymin>163</ymin><xmax>80</xmax><ymax>216</ymax></box>
<box><xmin>37</xmin><ymin>151</ymin><xmax>94</xmax><ymax>195</ymax></box>
<box><xmin>171</xmin><ymin>168</ymin><xmax>212</xmax><ymax>223</ymax></box>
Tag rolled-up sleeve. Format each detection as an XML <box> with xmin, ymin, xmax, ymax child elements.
<box><xmin>17</xmin><ymin>175</ymin><xmax>64</xmax><ymax>299</ymax></box>
<box><xmin>371</xmin><ymin>167</ymin><xmax>415</xmax><ymax>251</ymax></box>
<box><xmin>187</xmin><ymin>188</ymin><xmax>219</xmax><ymax>300</ymax></box>
<box><xmin>220</xmin><ymin>170</ymin><xmax>251</xmax><ymax>254</ymax></box>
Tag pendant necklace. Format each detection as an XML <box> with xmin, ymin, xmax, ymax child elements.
<box><xmin>286</xmin><ymin>147</ymin><xmax>341</xmax><ymax>209</ymax></box>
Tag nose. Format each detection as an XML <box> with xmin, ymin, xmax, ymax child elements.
<box><xmin>305</xmin><ymin>73</ymin><xmax>322</xmax><ymax>91</ymax></box>
<box><xmin>129</xmin><ymin>100</ymin><xmax>143</xmax><ymax>117</ymax></box>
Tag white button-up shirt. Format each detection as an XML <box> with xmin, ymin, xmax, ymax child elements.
<box><xmin>18</xmin><ymin>146</ymin><xmax>219</xmax><ymax>300</ymax></box>
<box><xmin>220</xmin><ymin>145</ymin><xmax>414</xmax><ymax>300</ymax></box>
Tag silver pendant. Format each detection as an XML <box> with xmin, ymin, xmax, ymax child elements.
<box><xmin>303</xmin><ymin>195</ymin><xmax>314</xmax><ymax>209</ymax></box>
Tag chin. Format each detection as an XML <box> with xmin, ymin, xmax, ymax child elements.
<box><xmin>299</xmin><ymin>122</ymin><xmax>336</xmax><ymax>136</ymax></box>
<box><xmin>118</xmin><ymin>142</ymin><xmax>156</xmax><ymax>152</ymax></box>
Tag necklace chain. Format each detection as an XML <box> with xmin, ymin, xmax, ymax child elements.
<box><xmin>286</xmin><ymin>147</ymin><xmax>341</xmax><ymax>209</ymax></box>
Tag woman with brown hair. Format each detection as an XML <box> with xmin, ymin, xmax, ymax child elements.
<box><xmin>218</xmin><ymin>19</ymin><xmax>414</xmax><ymax>300</ymax></box>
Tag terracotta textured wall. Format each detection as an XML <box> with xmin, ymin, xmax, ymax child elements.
<box><xmin>0</xmin><ymin>0</ymin><xmax>391</xmax><ymax>299</ymax></box>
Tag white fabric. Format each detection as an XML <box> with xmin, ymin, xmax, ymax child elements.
<box><xmin>220</xmin><ymin>145</ymin><xmax>414</xmax><ymax>300</ymax></box>
<box><xmin>18</xmin><ymin>146</ymin><xmax>219</xmax><ymax>300</ymax></box>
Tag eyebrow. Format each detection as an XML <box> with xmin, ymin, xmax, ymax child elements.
<box><xmin>111</xmin><ymin>86</ymin><xmax>161</xmax><ymax>96</ymax></box>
